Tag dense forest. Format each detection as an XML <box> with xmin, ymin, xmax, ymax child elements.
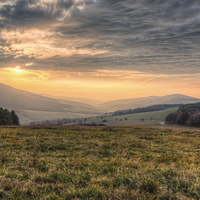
<box><xmin>0</xmin><ymin>108</ymin><xmax>20</xmax><ymax>125</ymax></box>
<box><xmin>110</xmin><ymin>104</ymin><xmax>182</xmax><ymax>116</ymax></box>
<box><xmin>178</xmin><ymin>102</ymin><xmax>200</xmax><ymax>112</ymax></box>
<box><xmin>165</xmin><ymin>102</ymin><xmax>200</xmax><ymax>126</ymax></box>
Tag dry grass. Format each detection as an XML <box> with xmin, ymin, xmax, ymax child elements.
<box><xmin>0</xmin><ymin>124</ymin><xmax>200</xmax><ymax>199</ymax></box>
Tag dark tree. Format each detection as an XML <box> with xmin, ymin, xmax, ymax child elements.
<box><xmin>11</xmin><ymin>110</ymin><xmax>20</xmax><ymax>125</ymax></box>
<box><xmin>0</xmin><ymin>108</ymin><xmax>20</xmax><ymax>125</ymax></box>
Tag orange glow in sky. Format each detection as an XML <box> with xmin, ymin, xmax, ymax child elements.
<box><xmin>14</xmin><ymin>66</ymin><xmax>23</xmax><ymax>73</ymax></box>
<box><xmin>1</xmin><ymin>1</ymin><xmax>200</xmax><ymax>102</ymax></box>
<box><xmin>1</xmin><ymin>67</ymin><xmax>200</xmax><ymax>101</ymax></box>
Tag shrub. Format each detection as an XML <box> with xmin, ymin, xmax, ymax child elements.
<box><xmin>188</xmin><ymin>113</ymin><xmax>200</xmax><ymax>126</ymax></box>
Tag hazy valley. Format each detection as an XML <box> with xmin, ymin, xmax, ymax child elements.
<box><xmin>1</xmin><ymin>82</ymin><xmax>200</xmax><ymax>125</ymax></box>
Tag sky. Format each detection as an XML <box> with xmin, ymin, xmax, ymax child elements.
<box><xmin>0</xmin><ymin>0</ymin><xmax>200</xmax><ymax>101</ymax></box>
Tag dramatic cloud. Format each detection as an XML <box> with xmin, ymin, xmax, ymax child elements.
<box><xmin>0</xmin><ymin>0</ymin><xmax>200</xmax><ymax>74</ymax></box>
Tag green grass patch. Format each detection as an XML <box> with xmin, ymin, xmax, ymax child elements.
<box><xmin>0</xmin><ymin>124</ymin><xmax>200</xmax><ymax>199</ymax></box>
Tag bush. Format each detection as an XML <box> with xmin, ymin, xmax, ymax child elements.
<box><xmin>165</xmin><ymin>112</ymin><xmax>190</xmax><ymax>125</ymax></box>
<box><xmin>188</xmin><ymin>113</ymin><xmax>200</xmax><ymax>126</ymax></box>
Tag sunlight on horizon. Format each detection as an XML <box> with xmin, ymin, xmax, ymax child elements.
<box><xmin>14</xmin><ymin>66</ymin><xmax>23</xmax><ymax>73</ymax></box>
<box><xmin>1</xmin><ymin>67</ymin><xmax>200</xmax><ymax>101</ymax></box>
<box><xmin>0</xmin><ymin>0</ymin><xmax>200</xmax><ymax>103</ymax></box>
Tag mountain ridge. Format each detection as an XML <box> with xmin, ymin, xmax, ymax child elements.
<box><xmin>1</xmin><ymin>82</ymin><xmax>200</xmax><ymax>123</ymax></box>
<box><xmin>0</xmin><ymin>83</ymin><xmax>102</xmax><ymax>123</ymax></box>
<box><xmin>97</xmin><ymin>94</ymin><xmax>200</xmax><ymax>112</ymax></box>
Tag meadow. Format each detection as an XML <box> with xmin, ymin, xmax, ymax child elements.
<box><xmin>0</xmin><ymin>124</ymin><xmax>200</xmax><ymax>199</ymax></box>
<box><xmin>78</xmin><ymin>107</ymin><xmax>179</xmax><ymax>126</ymax></box>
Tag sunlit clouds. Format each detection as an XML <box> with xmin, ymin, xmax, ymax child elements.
<box><xmin>0</xmin><ymin>0</ymin><xmax>200</xmax><ymax>100</ymax></box>
<box><xmin>1</xmin><ymin>30</ymin><xmax>107</xmax><ymax>59</ymax></box>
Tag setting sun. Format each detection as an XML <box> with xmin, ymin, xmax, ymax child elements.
<box><xmin>14</xmin><ymin>66</ymin><xmax>23</xmax><ymax>73</ymax></box>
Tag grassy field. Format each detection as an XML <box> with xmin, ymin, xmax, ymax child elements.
<box><xmin>19</xmin><ymin>106</ymin><xmax>178</xmax><ymax>126</ymax></box>
<box><xmin>0</xmin><ymin>124</ymin><xmax>200</xmax><ymax>199</ymax></box>
<box><xmin>80</xmin><ymin>107</ymin><xmax>179</xmax><ymax>126</ymax></box>
<box><xmin>18</xmin><ymin>109</ymin><xmax>100</xmax><ymax>125</ymax></box>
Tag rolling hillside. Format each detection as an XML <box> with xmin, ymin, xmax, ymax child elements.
<box><xmin>1</xmin><ymin>82</ymin><xmax>200</xmax><ymax>124</ymax></box>
<box><xmin>0</xmin><ymin>83</ymin><xmax>102</xmax><ymax>123</ymax></box>
<box><xmin>97</xmin><ymin>94</ymin><xmax>200</xmax><ymax>112</ymax></box>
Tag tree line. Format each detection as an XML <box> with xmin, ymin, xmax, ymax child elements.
<box><xmin>178</xmin><ymin>102</ymin><xmax>200</xmax><ymax>113</ymax></box>
<box><xmin>0</xmin><ymin>108</ymin><xmax>20</xmax><ymax>125</ymax></box>
<box><xmin>110</xmin><ymin>104</ymin><xmax>183</xmax><ymax>116</ymax></box>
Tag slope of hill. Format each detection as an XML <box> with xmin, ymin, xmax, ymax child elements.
<box><xmin>0</xmin><ymin>83</ymin><xmax>63</xmax><ymax>112</ymax></box>
<box><xmin>0</xmin><ymin>83</ymin><xmax>102</xmax><ymax>123</ymax></box>
<box><xmin>97</xmin><ymin>94</ymin><xmax>200</xmax><ymax>112</ymax></box>
<box><xmin>1</xmin><ymin>82</ymin><xmax>200</xmax><ymax>125</ymax></box>
<box><xmin>41</xmin><ymin>94</ymin><xmax>104</xmax><ymax>105</ymax></box>
<box><xmin>75</xmin><ymin>107</ymin><xmax>179</xmax><ymax>126</ymax></box>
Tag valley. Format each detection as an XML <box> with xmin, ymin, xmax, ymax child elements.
<box><xmin>1</xmin><ymin>83</ymin><xmax>200</xmax><ymax>125</ymax></box>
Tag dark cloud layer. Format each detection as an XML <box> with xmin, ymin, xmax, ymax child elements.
<box><xmin>0</xmin><ymin>0</ymin><xmax>200</xmax><ymax>74</ymax></box>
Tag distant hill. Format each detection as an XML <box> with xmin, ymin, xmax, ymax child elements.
<box><xmin>1</xmin><ymin>82</ymin><xmax>200</xmax><ymax>125</ymax></box>
<box><xmin>40</xmin><ymin>94</ymin><xmax>104</xmax><ymax>105</ymax></box>
<box><xmin>0</xmin><ymin>83</ymin><xmax>102</xmax><ymax>123</ymax></box>
<box><xmin>97</xmin><ymin>94</ymin><xmax>200</xmax><ymax>112</ymax></box>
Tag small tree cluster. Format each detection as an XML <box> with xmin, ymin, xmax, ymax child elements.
<box><xmin>0</xmin><ymin>108</ymin><xmax>20</xmax><ymax>125</ymax></box>
<box><xmin>165</xmin><ymin>112</ymin><xmax>190</xmax><ymax>125</ymax></box>
<box><xmin>165</xmin><ymin>111</ymin><xmax>200</xmax><ymax>127</ymax></box>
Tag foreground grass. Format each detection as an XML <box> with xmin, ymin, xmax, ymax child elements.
<box><xmin>0</xmin><ymin>125</ymin><xmax>200</xmax><ymax>199</ymax></box>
